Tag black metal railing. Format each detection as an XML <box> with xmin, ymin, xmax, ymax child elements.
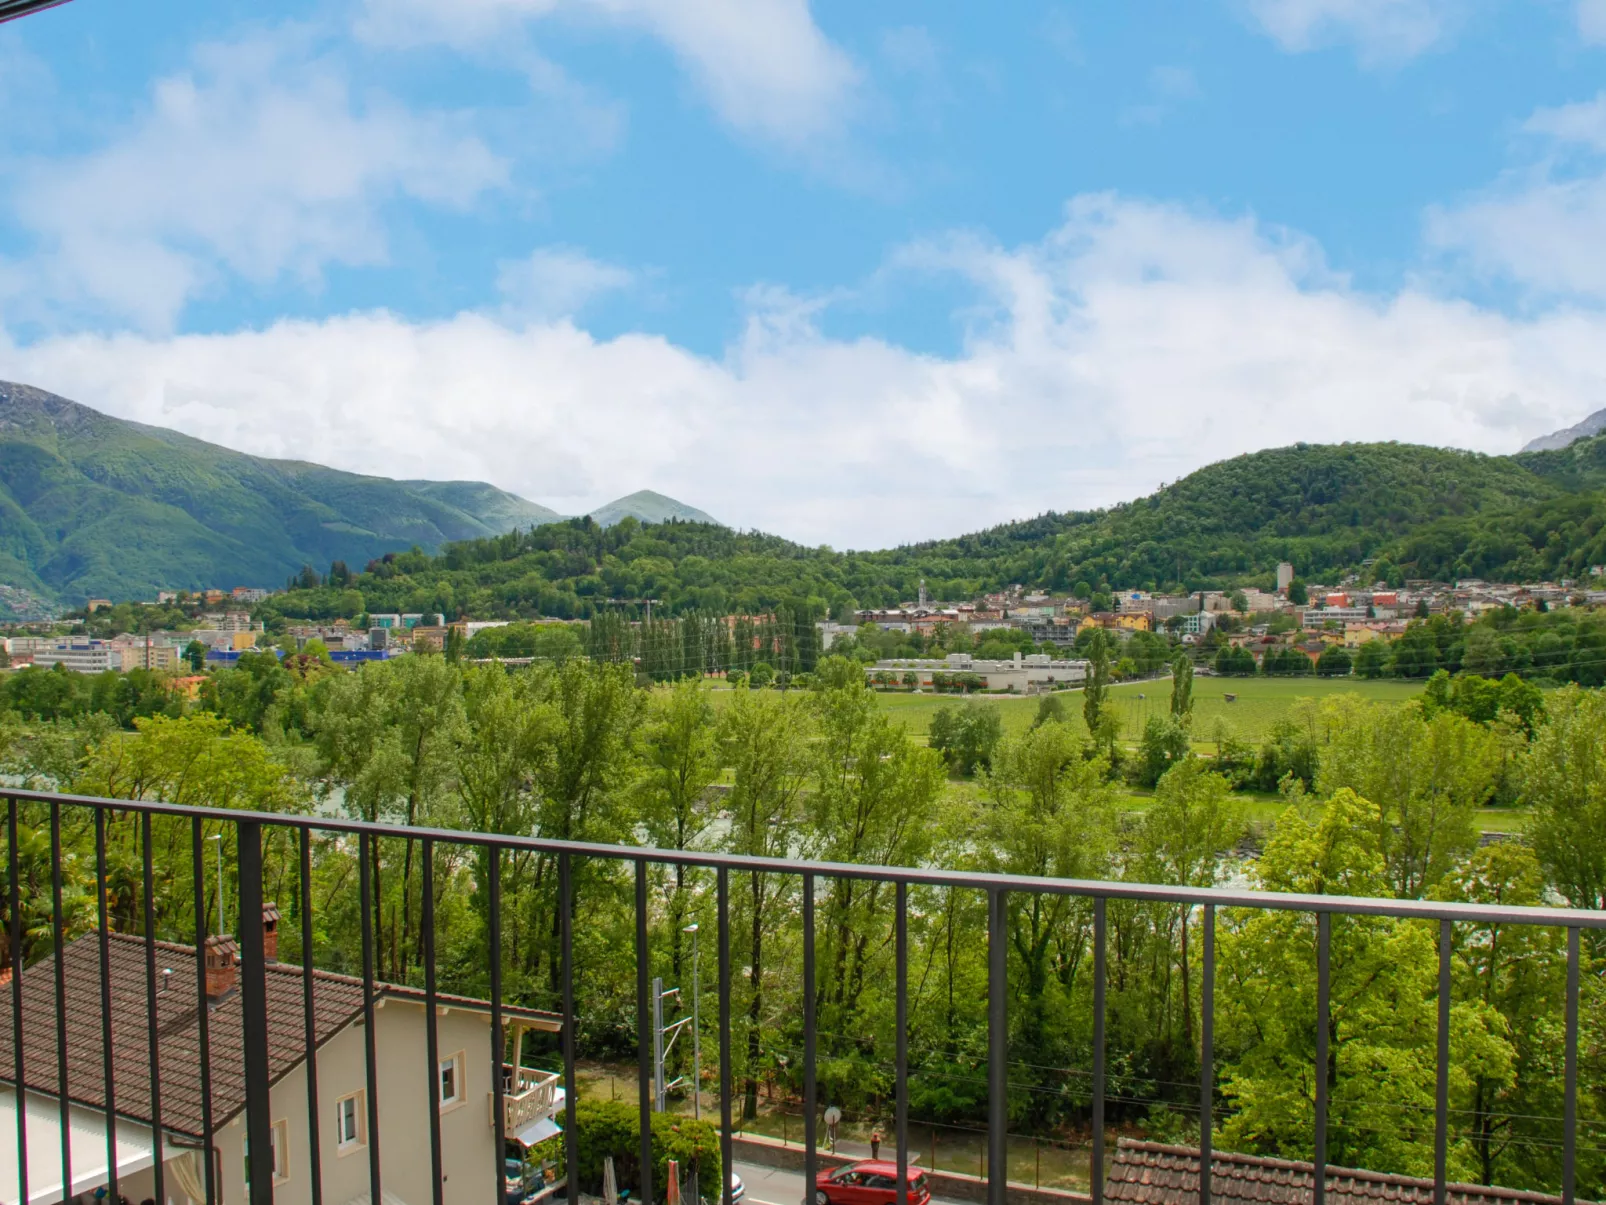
<box><xmin>2</xmin><ymin>787</ymin><xmax>1602</xmax><ymax>1205</ymax></box>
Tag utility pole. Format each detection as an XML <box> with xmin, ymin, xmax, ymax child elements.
<box><xmin>652</xmin><ymin>979</ymin><xmax>692</xmax><ymax>1112</ymax></box>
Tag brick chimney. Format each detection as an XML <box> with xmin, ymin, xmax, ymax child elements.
<box><xmin>261</xmin><ymin>902</ymin><xmax>281</xmax><ymax>965</ymax></box>
<box><xmin>204</xmin><ymin>934</ymin><xmax>238</xmax><ymax>1003</ymax></box>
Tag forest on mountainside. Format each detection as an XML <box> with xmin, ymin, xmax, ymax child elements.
<box><xmin>256</xmin><ymin>439</ymin><xmax>1606</xmax><ymax>625</ymax></box>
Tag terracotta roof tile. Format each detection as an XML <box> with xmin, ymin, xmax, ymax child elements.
<box><xmin>1107</xmin><ymin>1142</ymin><xmax>1590</xmax><ymax>1205</ymax></box>
<box><xmin>0</xmin><ymin>931</ymin><xmax>560</xmax><ymax>1137</ymax></box>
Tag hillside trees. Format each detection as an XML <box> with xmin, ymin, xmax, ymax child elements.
<box><xmin>1522</xmin><ymin>686</ymin><xmax>1606</xmax><ymax>913</ymax></box>
<box><xmin>1315</xmin><ymin>701</ymin><xmax>1498</xmax><ymax>898</ymax></box>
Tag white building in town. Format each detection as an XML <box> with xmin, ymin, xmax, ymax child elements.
<box><xmin>870</xmin><ymin>651</ymin><xmax>1088</xmax><ymax>692</ymax></box>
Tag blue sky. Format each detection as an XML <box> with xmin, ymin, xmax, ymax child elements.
<box><xmin>2</xmin><ymin>0</ymin><xmax>1606</xmax><ymax>548</ymax></box>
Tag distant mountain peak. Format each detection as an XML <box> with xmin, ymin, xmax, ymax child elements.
<box><xmin>1522</xmin><ymin>409</ymin><xmax>1606</xmax><ymax>452</ymax></box>
<box><xmin>588</xmin><ymin>490</ymin><xmax>719</xmax><ymax>528</ymax></box>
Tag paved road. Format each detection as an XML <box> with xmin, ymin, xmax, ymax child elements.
<box><xmin>732</xmin><ymin>1160</ymin><xmax>968</xmax><ymax>1205</ymax></box>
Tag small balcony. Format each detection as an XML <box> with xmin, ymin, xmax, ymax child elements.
<box><xmin>498</xmin><ymin>1065</ymin><xmax>564</xmax><ymax>1140</ymax></box>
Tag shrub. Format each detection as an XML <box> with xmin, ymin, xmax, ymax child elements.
<box><xmin>574</xmin><ymin>1097</ymin><xmax>722</xmax><ymax>1201</ymax></box>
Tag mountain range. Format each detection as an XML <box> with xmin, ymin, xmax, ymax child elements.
<box><xmin>1522</xmin><ymin>408</ymin><xmax>1606</xmax><ymax>452</ymax></box>
<box><xmin>252</xmin><ymin>428</ymin><xmax>1606</xmax><ymax>628</ymax></box>
<box><xmin>0</xmin><ymin>381</ymin><xmax>715</xmax><ymax>609</ymax></box>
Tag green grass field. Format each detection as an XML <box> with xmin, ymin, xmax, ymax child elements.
<box><xmin>698</xmin><ymin>675</ymin><xmax>1529</xmax><ymax>834</ymax></box>
<box><xmin>856</xmin><ymin>675</ymin><xmax>1425</xmax><ymax>745</ymax></box>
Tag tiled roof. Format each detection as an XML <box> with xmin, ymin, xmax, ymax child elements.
<box><xmin>1107</xmin><ymin>1142</ymin><xmax>1589</xmax><ymax>1205</ymax></box>
<box><xmin>0</xmin><ymin>931</ymin><xmax>560</xmax><ymax>1137</ymax></box>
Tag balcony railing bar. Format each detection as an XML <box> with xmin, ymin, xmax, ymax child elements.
<box><xmin>803</xmin><ymin>871</ymin><xmax>818</xmax><ymax>1205</ymax></box>
<box><xmin>95</xmin><ymin>807</ymin><xmax>118</xmax><ymax>1205</ymax></box>
<box><xmin>142</xmin><ymin>812</ymin><xmax>166</xmax><ymax>1205</ymax></box>
<box><xmin>424</xmin><ymin>835</ymin><xmax>446</xmax><ymax>1205</ymax></box>
<box><xmin>301</xmin><ymin>826</ymin><xmax>325</xmax><ymax>1205</ymax></box>
<box><xmin>1200</xmin><ymin>903</ymin><xmax>1215</xmax><ymax>1205</ymax></box>
<box><xmin>1314</xmin><ymin>911</ymin><xmax>1330</xmax><ymax>1205</ymax></box>
<box><xmin>895</xmin><ymin>879</ymin><xmax>910</xmax><ymax>1205</ymax></box>
<box><xmin>8</xmin><ymin>786</ymin><xmax>1605</xmax><ymax>930</ymax></box>
<box><xmin>559</xmin><ymin>850</ymin><xmax>580</xmax><ymax>1205</ymax></box>
<box><xmin>190</xmin><ymin>816</ymin><xmax>218</xmax><ymax>1205</ymax></box>
<box><xmin>1092</xmin><ymin>896</ymin><xmax>1107</xmax><ymax>1205</ymax></box>
<box><xmin>716</xmin><ymin>865</ymin><xmax>734</xmax><ymax>1205</ymax></box>
<box><xmin>491</xmin><ymin>846</ymin><xmax>508</xmax><ymax>1205</ymax></box>
<box><xmin>8</xmin><ymin>799</ymin><xmax>27</xmax><ymax>1205</ymax></box>
<box><xmin>49</xmin><ymin>801</ymin><xmax>70</xmax><ymax>1202</ymax></box>
<box><xmin>0</xmin><ymin>0</ymin><xmax>74</xmax><ymax>25</ymax></box>
<box><xmin>634</xmin><ymin>858</ymin><xmax>653</xmax><ymax>1205</ymax></box>
<box><xmin>0</xmin><ymin>789</ymin><xmax>1595</xmax><ymax>1205</ymax></box>
<box><xmin>1435</xmin><ymin>918</ymin><xmax>1453</xmax><ymax>1205</ymax></box>
<box><xmin>987</xmin><ymin>888</ymin><xmax>1006</xmax><ymax>1205</ymax></box>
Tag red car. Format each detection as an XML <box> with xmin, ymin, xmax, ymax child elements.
<box><xmin>814</xmin><ymin>1160</ymin><xmax>931</xmax><ymax>1205</ymax></box>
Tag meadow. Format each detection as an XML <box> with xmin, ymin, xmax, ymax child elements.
<box><xmin>852</xmin><ymin>674</ymin><xmax>1426</xmax><ymax>744</ymax></box>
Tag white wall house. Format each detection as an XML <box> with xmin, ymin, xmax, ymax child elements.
<box><xmin>0</xmin><ymin>915</ymin><xmax>563</xmax><ymax>1205</ymax></box>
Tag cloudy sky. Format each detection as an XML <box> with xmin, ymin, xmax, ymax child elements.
<box><xmin>2</xmin><ymin>1</ymin><xmax>1606</xmax><ymax>548</ymax></box>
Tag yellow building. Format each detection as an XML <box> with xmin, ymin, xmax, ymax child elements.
<box><xmin>1344</xmin><ymin>623</ymin><xmax>1383</xmax><ymax>649</ymax></box>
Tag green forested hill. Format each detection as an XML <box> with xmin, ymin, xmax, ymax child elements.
<box><xmin>262</xmin><ymin>439</ymin><xmax>1600</xmax><ymax>623</ymax></box>
<box><xmin>16</xmin><ymin>374</ymin><xmax>1606</xmax><ymax>622</ymax></box>
<box><xmin>0</xmin><ymin>381</ymin><xmax>561</xmax><ymax>607</ymax></box>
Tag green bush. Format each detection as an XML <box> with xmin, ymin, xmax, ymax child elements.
<box><xmin>573</xmin><ymin>1097</ymin><xmax>722</xmax><ymax>1200</ymax></box>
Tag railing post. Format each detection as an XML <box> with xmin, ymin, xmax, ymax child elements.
<box><xmin>50</xmin><ymin>801</ymin><xmax>71</xmax><ymax>1201</ymax></box>
<box><xmin>422</xmin><ymin>838</ymin><xmax>444</xmax><ymax>1205</ymax></box>
<box><xmin>1563</xmin><ymin>927</ymin><xmax>1579</xmax><ymax>1205</ymax></box>
<box><xmin>238</xmin><ymin>820</ymin><xmax>275</xmax><ymax>1205</ymax></box>
<box><xmin>7</xmin><ymin>797</ymin><xmax>29</xmax><ymax>1205</ymax></box>
<box><xmin>561</xmin><ymin>852</ymin><xmax>580</xmax><ymax>1205</ymax></box>
<box><xmin>636</xmin><ymin>858</ymin><xmax>654</xmax><ymax>1205</ymax></box>
<box><xmin>490</xmin><ymin>844</ymin><xmax>506</xmax><ymax>1205</ymax></box>
<box><xmin>299</xmin><ymin>828</ymin><xmax>324</xmax><ymax>1205</ymax></box>
<box><xmin>718</xmin><ymin>868</ymin><xmax>734</xmax><ymax>1205</ymax></box>
<box><xmin>1314</xmin><ymin>913</ymin><xmax>1330</xmax><ymax>1205</ymax></box>
<box><xmin>1092</xmin><ymin>897</ymin><xmax>1106</xmax><ymax>1205</ymax></box>
<box><xmin>360</xmin><ymin>831</ymin><xmax>383</xmax><ymax>1205</ymax></box>
<box><xmin>141</xmin><ymin>812</ymin><xmax>166</xmax><ymax>1205</ymax></box>
<box><xmin>1434</xmin><ymin>919</ymin><xmax>1451</xmax><ymax>1205</ymax></box>
<box><xmin>191</xmin><ymin>818</ymin><xmax>217</xmax><ymax>1205</ymax></box>
<box><xmin>896</xmin><ymin>881</ymin><xmax>909</xmax><ymax>1205</ymax></box>
<box><xmin>95</xmin><ymin>807</ymin><xmax>118</xmax><ymax>1205</ymax></box>
<box><xmin>1200</xmin><ymin>904</ymin><xmax>1214</xmax><ymax>1205</ymax></box>
<box><xmin>988</xmin><ymin>889</ymin><xmax>1007</xmax><ymax>1205</ymax></box>
<box><xmin>804</xmin><ymin>872</ymin><xmax>817</xmax><ymax>1205</ymax></box>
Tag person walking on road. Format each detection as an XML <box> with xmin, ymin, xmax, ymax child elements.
<box><xmin>870</xmin><ymin>1128</ymin><xmax>883</xmax><ymax>1160</ymax></box>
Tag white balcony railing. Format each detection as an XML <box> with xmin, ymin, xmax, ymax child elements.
<box><xmin>493</xmin><ymin>1064</ymin><xmax>563</xmax><ymax>1134</ymax></box>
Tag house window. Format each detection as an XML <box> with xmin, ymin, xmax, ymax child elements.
<box><xmin>336</xmin><ymin>1092</ymin><xmax>366</xmax><ymax>1150</ymax></box>
<box><xmin>439</xmin><ymin>1051</ymin><xmax>465</xmax><ymax>1108</ymax></box>
<box><xmin>270</xmin><ymin>1119</ymin><xmax>290</xmax><ymax>1183</ymax></box>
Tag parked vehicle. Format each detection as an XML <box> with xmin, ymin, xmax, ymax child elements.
<box><xmin>814</xmin><ymin>1161</ymin><xmax>931</xmax><ymax>1205</ymax></box>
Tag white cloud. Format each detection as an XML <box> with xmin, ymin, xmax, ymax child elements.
<box><xmin>496</xmin><ymin>246</ymin><xmax>635</xmax><ymax>319</ymax></box>
<box><xmin>1428</xmin><ymin>92</ymin><xmax>1606</xmax><ymax>298</ymax></box>
<box><xmin>358</xmin><ymin>0</ymin><xmax>858</xmax><ymax>149</ymax></box>
<box><xmin>0</xmin><ymin>31</ymin><xmax>506</xmax><ymax>332</ymax></box>
<box><xmin>1525</xmin><ymin>92</ymin><xmax>1606</xmax><ymax>150</ymax></box>
<box><xmin>1242</xmin><ymin>0</ymin><xmax>1463</xmax><ymax>63</ymax></box>
<box><xmin>5</xmin><ymin>196</ymin><xmax>1604</xmax><ymax>550</ymax></box>
<box><xmin>1581</xmin><ymin>0</ymin><xmax>1606</xmax><ymax>44</ymax></box>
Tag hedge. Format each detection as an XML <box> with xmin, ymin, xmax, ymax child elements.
<box><xmin>572</xmin><ymin>1097</ymin><xmax>723</xmax><ymax>1201</ymax></box>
